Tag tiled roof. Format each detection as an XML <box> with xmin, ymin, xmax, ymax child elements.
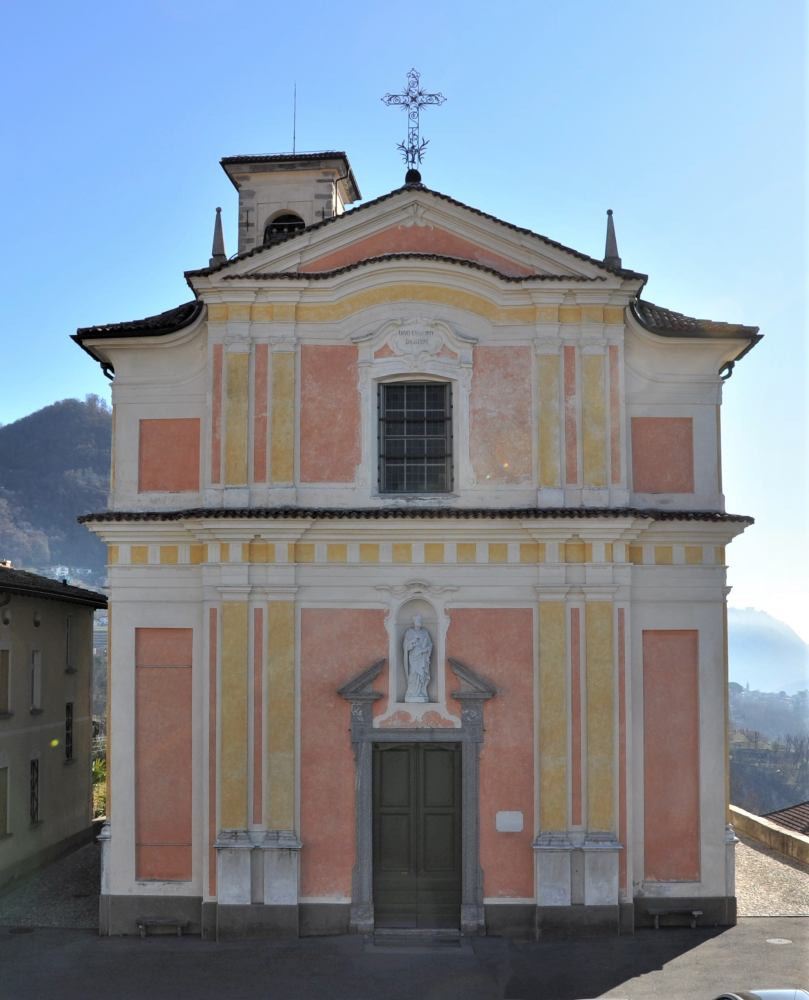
<box><xmin>185</xmin><ymin>183</ymin><xmax>648</xmax><ymax>282</ymax></box>
<box><xmin>633</xmin><ymin>300</ymin><xmax>760</xmax><ymax>339</ymax></box>
<box><xmin>764</xmin><ymin>801</ymin><xmax>809</xmax><ymax>836</ymax></box>
<box><xmin>79</xmin><ymin>506</ymin><xmax>753</xmax><ymax>525</ymax></box>
<box><xmin>220</xmin><ymin>151</ymin><xmax>361</xmax><ymax>203</ymax></box>
<box><xmin>0</xmin><ymin>566</ymin><xmax>107</xmax><ymax>608</ymax></box>
<box><xmin>221</xmin><ymin>151</ymin><xmax>351</xmax><ymax>165</ymax></box>
<box><xmin>73</xmin><ymin>299</ymin><xmax>203</xmax><ymax>341</ymax></box>
<box><xmin>222</xmin><ymin>253</ymin><xmax>608</xmax><ymax>285</ymax></box>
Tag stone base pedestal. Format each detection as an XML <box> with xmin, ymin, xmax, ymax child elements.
<box><xmin>533</xmin><ymin>833</ymin><xmax>623</xmax><ymax>934</ymax></box>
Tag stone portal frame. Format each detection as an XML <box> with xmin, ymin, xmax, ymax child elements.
<box><xmin>337</xmin><ymin>657</ymin><xmax>496</xmax><ymax>934</ymax></box>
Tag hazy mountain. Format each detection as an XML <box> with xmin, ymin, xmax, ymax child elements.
<box><xmin>728</xmin><ymin>607</ymin><xmax>808</xmax><ymax>694</ymax></box>
<box><xmin>0</xmin><ymin>396</ymin><xmax>111</xmax><ymax>584</ymax></box>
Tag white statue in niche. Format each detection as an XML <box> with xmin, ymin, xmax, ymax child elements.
<box><xmin>402</xmin><ymin>615</ymin><xmax>433</xmax><ymax>703</ymax></box>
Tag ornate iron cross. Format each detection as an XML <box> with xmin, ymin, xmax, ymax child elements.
<box><xmin>381</xmin><ymin>69</ymin><xmax>446</xmax><ymax>170</ymax></box>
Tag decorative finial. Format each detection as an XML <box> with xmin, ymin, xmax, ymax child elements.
<box><xmin>382</xmin><ymin>68</ymin><xmax>446</xmax><ymax>180</ymax></box>
<box><xmin>604</xmin><ymin>208</ymin><xmax>622</xmax><ymax>269</ymax></box>
<box><xmin>209</xmin><ymin>206</ymin><xmax>226</xmax><ymax>267</ymax></box>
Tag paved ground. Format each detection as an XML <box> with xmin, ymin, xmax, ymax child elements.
<box><xmin>0</xmin><ymin>837</ymin><xmax>807</xmax><ymax>999</ymax></box>
<box><xmin>0</xmin><ymin>840</ymin><xmax>99</xmax><ymax>928</ymax></box>
<box><xmin>0</xmin><ymin>919</ymin><xmax>806</xmax><ymax>999</ymax></box>
<box><xmin>736</xmin><ymin>834</ymin><xmax>809</xmax><ymax>916</ymax></box>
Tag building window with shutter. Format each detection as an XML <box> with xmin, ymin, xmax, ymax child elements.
<box><xmin>378</xmin><ymin>382</ymin><xmax>453</xmax><ymax>494</ymax></box>
<box><xmin>65</xmin><ymin>702</ymin><xmax>74</xmax><ymax>762</ymax></box>
<box><xmin>30</xmin><ymin>651</ymin><xmax>42</xmax><ymax>713</ymax></box>
<box><xmin>65</xmin><ymin>616</ymin><xmax>75</xmax><ymax>674</ymax></box>
<box><xmin>0</xmin><ymin>767</ymin><xmax>8</xmax><ymax>835</ymax></box>
<box><xmin>30</xmin><ymin>758</ymin><xmax>40</xmax><ymax>825</ymax></box>
<box><xmin>0</xmin><ymin>649</ymin><xmax>9</xmax><ymax>716</ymax></box>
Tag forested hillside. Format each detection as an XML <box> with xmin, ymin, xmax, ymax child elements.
<box><xmin>0</xmin><ymin>396</ymin><xmax>111</xmax><ymax>585</ymax></box>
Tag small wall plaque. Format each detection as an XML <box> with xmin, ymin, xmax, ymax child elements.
<box><xmin>495</xmin><ymin>811</ymin><xmax>524</xmax><ymax>833</ymax></box>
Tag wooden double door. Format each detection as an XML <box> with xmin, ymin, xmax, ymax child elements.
<box><xmin>372</xmin><ymin>742</ymin><xmax>461</xmax><ymax>929</ymax></box>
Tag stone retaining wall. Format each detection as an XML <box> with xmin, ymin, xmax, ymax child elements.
<box><xmin>730</xmin><ymin>805</ymin><xmax>809</xmax><ymax>865</ymax></box>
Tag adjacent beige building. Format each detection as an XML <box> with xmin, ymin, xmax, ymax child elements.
<box><xmin>0</xmin><ymin>564</ymin><xmax>106</xmax><ymax>888</ymax></box>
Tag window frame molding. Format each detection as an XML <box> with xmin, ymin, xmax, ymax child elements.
<box><xmin>377</xmin><ymin>378</ymin><xmax>455</xmax><ymax>496</ymax></box>
<box><xmin>353</xmin><ymin>317</ymin><xmax>478</xmax><ymax>502</ymax></box>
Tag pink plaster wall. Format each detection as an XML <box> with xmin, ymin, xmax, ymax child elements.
<box><xmin>299</xmin><ymin>226</ymin><xmax>534</xmax><ymax>278</ymax></box>
<box><xmin>447</xmin><ymin>608</ymin><xmax>534</xmax><ymax>898</ymax></box>
<box><xmin>631</xmin><ymin>417</ymin><xmax>694</xmax><ymax>493</ymax></box>
<box><xmin>138</xmin><ymin>418</ymin><xmax>201</xmax><ymax>493</ymax></box>
<box><xmin>300</xmin><ymin>609</ymin><xmax>388</xmax><ymax>897</ymax></box>
<box><xmin>470</xmin><ymin>347</ymin><xmax>533</xmax><ymax>484</ymax></box>
<box><xmin>135</xmin><ymin>628</ymin><xmax>193</xmax><ymax>881</ymax></box>
<box><xmin>642</xmin><ymin>629</ymin><xmax>701</xmax><ymax>882</ymax></box>
<box><xmin>300</xmin><ymin>346</ymin><xmax>360</xmax><ymax>483</ymax></box>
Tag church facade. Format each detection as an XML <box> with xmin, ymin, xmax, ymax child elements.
<box><xmin>74</xmin><ymin>150</ymin><xmax>759</xmax><ymax>939</ymax></box>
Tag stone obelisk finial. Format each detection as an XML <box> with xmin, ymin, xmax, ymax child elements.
<box><xmin>209</xmin><ymin>207</ymin><xmax>227</xmax><ymax>267</ymax></box>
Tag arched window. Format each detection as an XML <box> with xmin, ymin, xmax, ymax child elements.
<box><xmin>263</xmin><ymin>212</ymin><xmax>305</xmax><ymax>244</ymax></box>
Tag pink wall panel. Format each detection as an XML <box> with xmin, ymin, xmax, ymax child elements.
<box><xmin>631</xmin><ymin>417</ymin><xmax>694</xmax><ymax>493</ymax></box>
<box><xmin>300</xmin><ymin>346</ymin><xmax>360</xmax><ymax>483</ymax></box>
<box><xmin>135</xmin><ymin>627</ymin><xmax>193</xmax><ymax>881</ymax></box>
<box><xmin>470</xmin><ymin>347</ymin><xmax>533</xmax><ymax>484</ymax></box>
<box><xmin>447</xmin><ymin>608</ymin><xmax>534</xmax><ymax>898</ymax></box>
<box><xmin>642</xmin><ymin>629</ymin><xmax>700</xmax><ymax>882</ymax></box>
<box><xmin>300</xmin><ymin>609</ymin><xmax>388</xmax><ymax>897</ymax></box>
<box><xmin>138</xmin><ymin>418</ymin><xmax>201</xmax><ymax>493</ymax></box>
<box><xmin>299</xmin><ymin>226</ymin><xmax>534</xmax><ymax>277</ymax></box>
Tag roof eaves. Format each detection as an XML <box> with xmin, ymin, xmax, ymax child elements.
<box><xmin>78</xmin><ymin>506</ymin><xmax>754</xmax><ymax>526</ymax></box>
<box><xmin>0</xmin><ymin>569</ymin><xmax>107</xmax><ymax>608</ymax></box>
<box><xmin>220</xmin><ymin>253</ymin><xmax>609</xmax><ymax>285</ymax></box>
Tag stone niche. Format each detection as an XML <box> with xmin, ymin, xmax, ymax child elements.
<box><xmin>395</xmin><ymin>598</ymin><xmax>438</xmax><ymax>704</ymax></box>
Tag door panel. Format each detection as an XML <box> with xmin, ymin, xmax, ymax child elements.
<box><xmin>373</xmin><ymin>743</ymin><xmax>461</xmax><ymax>928</ymax></box>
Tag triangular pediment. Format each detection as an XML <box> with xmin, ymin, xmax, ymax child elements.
<box><xmin>190</xmin><ymin>185</ymin><xmax>642</xmax><ymax>289</ymax></box>
<box><xmin>298</xmin><ymin>221</ymin><xmax>536</xmax><ymax>278</ymax></box>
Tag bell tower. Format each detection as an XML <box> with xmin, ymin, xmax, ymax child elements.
<box><xmin>220</xmin><ymin>151</ymin><xmax>361</xmax><ymax>254</ymax></box>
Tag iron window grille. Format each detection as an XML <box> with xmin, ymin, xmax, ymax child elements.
<box><xmin>65</xmin><ymin>703</ymin><xmax>74</xmax><ymax>761</ymax></box>
<box><xmin>30</xmin><ymin>759</ymin><xmax>39</xmax><ymax>824</ymax></box>
<box><xmin>378</xmin><ymin>382</ymin><xmax>452</xmax><ymax>494</ymax></box>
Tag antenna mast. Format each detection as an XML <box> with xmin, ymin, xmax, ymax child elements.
<box><xmin>292</xmin><ymin>83</ymin><xmax>297</xmax><ymax>154</ymax></box>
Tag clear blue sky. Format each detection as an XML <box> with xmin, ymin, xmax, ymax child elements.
<box><xmin>1</xmin><ymin>1</ymin><xmax>806</xmax><ymax>638</ymax></box>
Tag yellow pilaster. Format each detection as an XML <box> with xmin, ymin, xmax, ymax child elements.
<box><xmin>582</xmin><ymin>354</ymin><xmax>607</xmax><ymax>487</ymax></box>
<box><xmin>585</xmin><ymin>602</ymin><xmax>614</xmax><ymax>831</ymax></box>
<box><xmin>220</xmin><ymin>602</ymin><xmax>249</xmax><ymax>828</ymax></box>
<box><xmin>267</xmin><ymin>601</ymin><xmax>295</xmax><ymax>830</ymax></box>
<box><xmin>271</xmin><ymin>353</ymin><xmax>295</xmax><ymax>483</ymax></box>
<box><xmin>224</xmin><ymin>352</ymin><xmax>249</xmax><ymax>485</ymax></box>
<box><xmin>539</xmin><ymin>602</ymin><xmax>567</xmax><ymax>830</ymax></box>
<box><xmin>538</xmin><ymin>355</ymin><xmax>561</xmax><ymax>488</ymax></box>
